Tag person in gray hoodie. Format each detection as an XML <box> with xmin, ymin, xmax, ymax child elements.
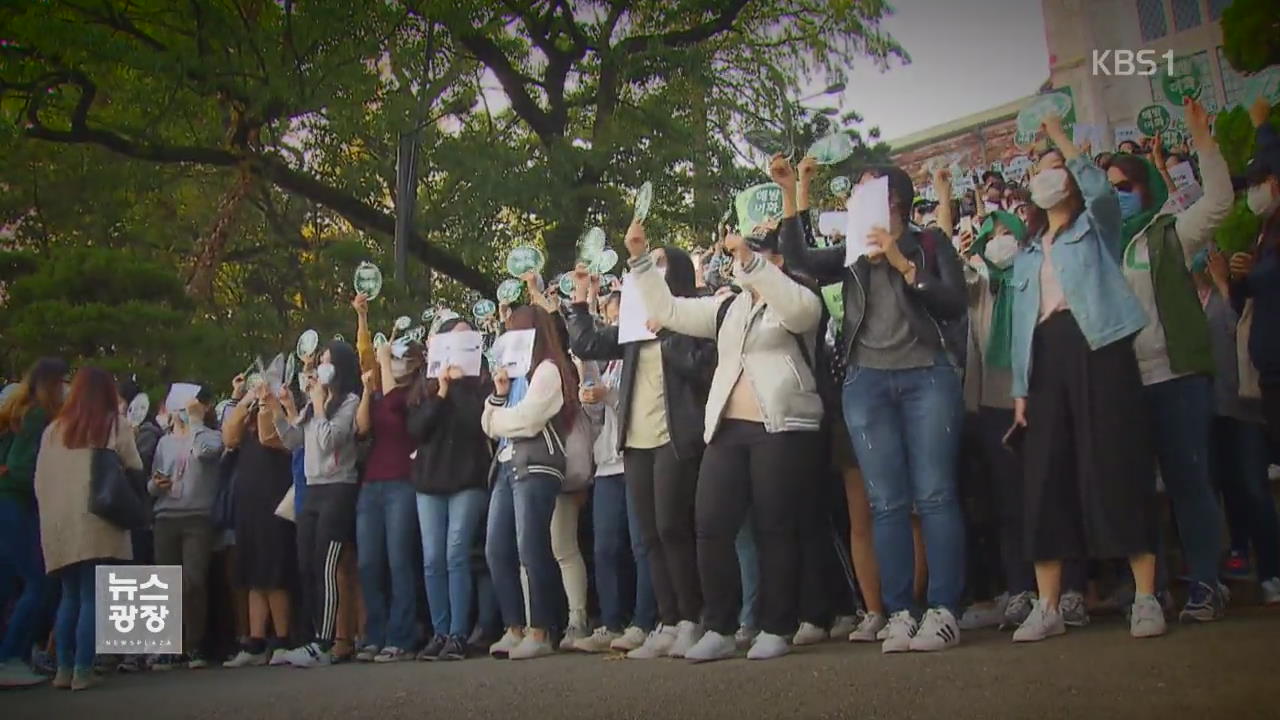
<box><xmin>148</xmin><ymin>383</ymin><xmax>224</xmax><ymax>669</ymax></box>
<box><xmin>265</xmin><ymin>340</ymin><xmax>362</xmax><ymax>668</ymax></box>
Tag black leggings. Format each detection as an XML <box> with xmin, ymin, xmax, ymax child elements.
<box><xmin>697</xmin><ymin>421</ymin><xmax>818</xmax><ymax>636</ymax></box>
<box><xmin>296</xmin><ymin>483</ymin><xmax>357</xmax><ymax>645</ymax></box>
<box><xmin>624</xmin><ymin>444</ymin><xmax>702</xmax><ymax>626</ymax></box>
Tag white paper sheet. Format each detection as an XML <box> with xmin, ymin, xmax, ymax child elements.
<box><xmin>844</xmin><ymin>176</ymin><xmax>889</xmax><ymax>266</ymax></box>
<box><xmin>818</xmin><ymin>211</ymin><xmax>848</xmax><ymax>238</ymax></box>
<box><xmin>1072</xmin><ymin>122</ymin><xmax>1106</xmax><ymax>151</ymax></box>
<box><xmin>1114</xmin><ymin>124</ymin><xmax>1141</xmax><ymax>146</ymax></box>
<box><xmin>164</xmin><ymin>383</ymin><xmax>202</xmax><ymax>412</ymax></box>
<box><xmin>257</xmin><ymin>354</ymin><xmax>286</xmax><ymax>396</ymax></box>
<box><xmin>490</xmin><ymin>329</ymin><xmax>536</xmax><ymax>378</ymax></box>
<box><xmin>426</xmin><ymin>330</ymin><xmax>485</xmax><ymax>378</ymax></box>
<box><xmin>1168</xmin><ymin>162</ymin><xmax>1197</xmax><ymax>190</ymax></box>
<box><xmin>618</xmin><ymin>272</ymin><xmax>657</xmax><ymax>344</ymax></box>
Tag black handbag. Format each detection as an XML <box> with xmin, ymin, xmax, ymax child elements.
<box><xmin>88</xmin><ymin>447</ymin><xmax>150</xmax><ymax>531</ymax></box>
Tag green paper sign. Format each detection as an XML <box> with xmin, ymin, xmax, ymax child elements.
<box><xmin>734</xmin><ymin>183</ymin><xmax>784</xmax><ymax>236</ymax></box>
<box><xmin>1243</xmin><ymin>66</ymin><xmax>1280</xmax><ymax>105</ymax></box>
<box><xmin>1159</xmin><ymin>62</ymin><xmax>1204</xmax><ymax>105</ymax></box>
<box><xmin>1136</xmin><ymin>104</ymin><xmax>1172</xmax><ymax>137</ymax></box>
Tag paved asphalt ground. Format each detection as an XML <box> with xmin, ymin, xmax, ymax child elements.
<box><xmin>6</xmin><ymin>608</ymin><xmax>1279</xmax><ymax>720</ymax></box>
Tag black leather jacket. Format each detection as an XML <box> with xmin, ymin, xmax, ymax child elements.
<box><xmin>567</xmin><ymin>303</ymin><xmax>715</xmax><ymax>461</ymax></box>
<box><xmin>780</xmin><ymin>214</ymin><xmax>968</xmax><ymax>367</ymax></box>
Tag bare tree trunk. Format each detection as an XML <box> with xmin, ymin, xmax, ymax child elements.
<box><xmin>185</xmin><ymin>166</ymin><xmax>252</xmax><ymax>301</ymax></box>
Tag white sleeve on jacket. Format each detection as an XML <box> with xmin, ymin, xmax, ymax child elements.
<box><xmin>631</xmin><ymin>251</ymin><xmax>722</xmax><ymax>340</ymax></box>
<box><xmin>735</xmin><ymin>253</ymin><xmax>822</xmax><ymax>335</ymax></box>
<box><xmin>481</xmin><ymin>361</ymin><xmax>565</xmax><ymax>440</ymax></box>
<box><xmin>1173</xmin><ymin>142</ymin><xmax>1233</xmax><ymax>265</ymax></box>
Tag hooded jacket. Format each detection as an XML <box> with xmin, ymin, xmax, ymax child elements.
<box><xmin>568</xmin><ymin>245</ymin><xmax>716</xmax><ymax>460</ymax></box>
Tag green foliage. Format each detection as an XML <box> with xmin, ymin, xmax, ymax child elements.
<box><xmin>1221</xmin><ymin>0</ymin><xmax>1280</xmax><ymax>74</ymax></box>
<box><xmin>1215</xmin><ymin>197</ymin><xmax>1262</xmax><ymax>255</ymax></box>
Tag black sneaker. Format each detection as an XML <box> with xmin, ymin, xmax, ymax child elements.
<box><xmin>439</xmin><ymin>636</ymin><xmax>467</xmax><ymax>661</ymax></box>
<box><xmin>416</xmin><ymin>635</ymin><xmax>447</xmax><ymax>662</ymax></box>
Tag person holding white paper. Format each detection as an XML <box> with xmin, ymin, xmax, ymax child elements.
<box><xmin>480</xmin><ymin>306</ymin><xmax>580</xmax><ymax>661</ymax></box>
<box><xmin>623</xmin><ymin>160</ymin><xmax>824</xmax><ymax>662</ymax></box>
<box><xmin>406</xmin><ymin>317</ymin><xmax>494</xmax><ymax>661</ymax></box>
<box><xmin>782</xmin><ymin>155</ymin><xmax>970</xmax><ymax>654</ymax></box>
<box><xmin>565</xmin><ymin>247</ymin><xmax>715</xmax><ymax>660</ymax></box>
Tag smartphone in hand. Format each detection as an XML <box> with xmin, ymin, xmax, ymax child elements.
<box><xmin>1002</xmin><ymin>423</ymin><xmax>1026</xmax><ymax>453</ymax></box>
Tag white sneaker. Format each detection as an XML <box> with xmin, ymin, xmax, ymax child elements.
<box><xmin>792</xmin><ymin>621</ymin><xmax>827</xmax><ymax>646</ymax></box>
<box><xmin>574</xmin><ymin>627</ymin><xmax>621</xmax><ymax>653</ymax></box>
<box><xmin>685</xmin><ymin>631</ymin><xmax>737</xmax><ymax>663</ymax></box>
<box><xmin>829</xmin><ymin>615</ymin><xmax>858</xmax><ymax>640</ymax></box>
<box><xmin>666</xmin><ymin>620</ymin><xmax>704</xmax><ymax>658</ymax></box>
<box><xmin>627</xmin><ymin>625</ymin><xmax>677</xmax><ymax>659</ymax></box>
<box><xmin>509</xmin><ymin>635</ymin><xmax>554</xmax><ymax>660</ymax></box>
<box><xmin>958</xmin><ymin>593</ymin><xmax>1008</xmax><ymax>631</ymax></box>
<box><xmin>373</xmin><ymin>646</ymin><xmax>412</xmax><ymax>663</ymax></box>
<box><xmin>282</xmin><ymin>642</ymin><xmax>331</xmax><ymax>668</ymax></box>
<box><xmin>909</xmin><ymin>608</ymin><xmax>960</xmax><ymax>652</ymax></box>
<box><xmin>222</xmin><ymin>649</ymin><xmax>267</xmax><ymax>668</ymax></box>
<box><xmin>747</xmin><ymin>632</ymin><xmax>791</xmax><ymax>660</ymax></box>
<box><xmin>1129</xmin><ymin>594</ymin><xmax>1167</xmax><ymax>639</ymax></box>
<box><xmin>1059</xmin><ymin>590</ymin><xmax>1090</xmax><ymax>627</ymax></box>
<box><xmin>489</xmin><ymin>630</ymin><xmax>522</xmax><ymax>658</ymax></box>
<box><xmin>880</xmin><ymin>611</ymin><xmax>917</xmax><ymax>654</ymax></box>
<box><xmin>1012</xmin><ymin>599</ymin><xmax>1066</xmax><ymax>643</ymax></box>
<box><xmin>0</xmin><ymin>660</ymin><xmax>47</xmax><ymax>688</ymax></box>
<box><xmin>735</xmin><ymin>625</ymin><xmax>759</xmax><ymax>650</ymax></box>
<box><xmin>354</xmin><ymin>644</ymin><xmax>379</xmax><ymax>663</ymax></box>
<box><xmin>849</xmin><ymin>612</ymin><xmax>887</xmax><ymax>643</ymax></box>
<box><xmin>1261</xmin><ymin>577</ymin><xmax>1280</xmax><ymax>605</ymax></box>
<box><xmin>558</xmin><ymin>625</ymin><xmax>588</xmax><ymax>652</ymax></box>
<box><xmin>610</xmin><ymin>626</ymin><xmax>647</xmax><ymax>652</ymax></box>
<box><xmin>269</xmin><ymin>648</ymin><xmax>290</xmax><ymax>666</ymax></box>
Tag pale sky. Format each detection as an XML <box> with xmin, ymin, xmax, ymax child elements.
<box><xmin>826</xmin><ymin>0</ymin><xmax>1051</xmax><ymax>143</ymax></box>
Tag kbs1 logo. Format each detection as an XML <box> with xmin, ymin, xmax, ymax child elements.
<box><xmin>1091</xmin><ymin>50</ymin><xmax>1175</xmax><ymax>77</ymax></box>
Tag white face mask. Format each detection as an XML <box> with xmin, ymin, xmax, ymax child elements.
<box><xmin>316</xmin><ymin>363</ymin><xmax>336</xmax><ymax>387</ymax></box>
<box><xmin>1030</xmin><ymin>168</ymin><xmax>1071</xmax><ymax>209</ymax></box>
<box><xmin>1247</xmin><ymin>183</ymin><xmax>1279</xmax><ymax>217</ymax></box>
<box><xmin>984</xmin><ymin>234</ymin><xmax>1018</xmax><ymax>269</ymax></box>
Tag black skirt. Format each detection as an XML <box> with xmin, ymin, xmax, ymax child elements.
<box><xmin>232</xmin><ymin>430</ymin><xmax>298</xmax><ymax>590</ymax></box>
<box><xmin>1022</xmin><ymin>311</ymin><xmax>1158</xmax><ymax>561</ymax></box>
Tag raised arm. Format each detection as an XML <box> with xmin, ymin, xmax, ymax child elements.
<box><xmin>733</xmin><ymin>243</ymin><xmax>822</xmax><ymax>335</ymax></box>
<box><xmin>1043</xmin><ymin>114</ymin><xmax>1121</xmax><ymax>255</ymax></box>
<box><xmin>312</xmin><ymin>394</ymin><xmax>359</xmax><ymax>456</ymax></box>
<box><xmin>353</xmin><ymin>293</ymin><xmax>376</xmax><ymax>374</ymax></box>
<box><xmin>781</xmin><ymin>155</ymin><xmax>844</xmax><ymax>283</ymax></box>
<box><xmin>933</xmin><ymin>166</ymin><xmax>955</xmax><ymax>238</ymax></box>
<box><xmin>481</xmin><ymin>361</ymin><xmax>565</xmax><ymax>440</ymax></box>
<box><xmin>567</xmin><ymin>302</ymin><xmax>624</xmax><ymax>361</ymax></box>
<box><xmin>1173</xmin><ymin>99</ymin><xmax>1233</xmax><ymax>261</ymax></box>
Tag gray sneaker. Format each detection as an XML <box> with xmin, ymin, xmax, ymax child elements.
<box><xmin>1059</xmin><ymin>591</ymin><xmax>1090</xmax><ymax>627</ymax></box>
<box><xmin>1012</xmin><ymin>599</ymin><xmax>1066</xmax><ymax>643</ymax></box>
<box><xmin>1001</xmin><ymin>591</ymin><xmax>1037</xmax><ymax>630</ymax></box>
<box><xmin>1130</xmin><ymin>594</ymin><xmax>1167</xmax><ymax>639</ymax></box>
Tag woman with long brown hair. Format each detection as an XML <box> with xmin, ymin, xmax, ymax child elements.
<box><xmin>35</xmin><ymin>366</ymin><xmax>143</xmax><ymax>690</ymax></box>
<box><xmin>482</xmin><ymin>305</ymin><xmax>579</xmax><ymax>661</ymax></box>
<box><xmin>0</xmin><ymin>357</ymin><xmax>68</xmax><ymax>688</ymax></box>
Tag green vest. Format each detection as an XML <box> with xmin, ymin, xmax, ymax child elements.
<box><xmin>1146</xmin><ymin>214</ymin><xmax>1214</xmax><ymax>377</ymax></box>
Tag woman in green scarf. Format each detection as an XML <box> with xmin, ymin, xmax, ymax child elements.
<box><xmin>1105</xmin><ymin>96</ymin><xmax>1236</xmax><ymax>624</ymax></box>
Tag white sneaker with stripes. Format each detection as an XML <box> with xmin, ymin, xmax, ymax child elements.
<box><xmin>908</xmin><ymin>608</ymin><xmax>960</xmax><ymax>652</ymax></box>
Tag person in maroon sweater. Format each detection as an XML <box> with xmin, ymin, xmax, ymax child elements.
<box><xmin>353</xmin><ymin>338</ymin><xmax>425</xmax><ymax>663</ymax></box>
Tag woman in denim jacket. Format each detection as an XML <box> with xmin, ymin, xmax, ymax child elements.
<box><xmin>1006</xmin><ymin>114</ymin><xmax>1162</xmax><ymax>642</ymax></box>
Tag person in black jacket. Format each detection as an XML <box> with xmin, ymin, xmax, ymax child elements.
<box><xmin>406</xmin><ymin>317</ymin><xmax>494</xmax><ymax>662</ymax></box>
<box><xmin>783</xmin><ymin>155</ymin><xmax>969</xmax><ymax>654</ymax></box>
<box><xmin>567</xmin><ymin>246</ymin><xmax>717</xmax><ymax>660</ymax></box>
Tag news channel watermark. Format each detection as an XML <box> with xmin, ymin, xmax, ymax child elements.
<box><xmin>95</xmin><ymin>565</ymin><xmax>183</xmax><ymax>654</ymax></box>
<box><xmin>1091</xmin><ymin>49</ymin><xmax>1175</xmax><ymax>77</ymax></box>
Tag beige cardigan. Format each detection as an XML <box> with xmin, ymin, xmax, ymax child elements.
<box><xmin>36</xmin><ymin>416</ymin><xmax>144</xmax><ymax>574</ymax></box>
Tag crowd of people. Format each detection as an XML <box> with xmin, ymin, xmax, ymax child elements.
<box><xmin>1</xmin><ymin>95</ymin><xmax>1279</xmax><ymax>691</ymax></box>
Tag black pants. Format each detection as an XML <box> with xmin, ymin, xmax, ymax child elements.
<box><xmin>797</xmin><ymin>450</ymin><xmax>855</xmax><ymax>625</ymax></box>
<box><xmin>297</xmin><ymin>483</ymin><xmax>357</xmax><ymax>645</ymax></box>
<box><xmin>697</xmin><ymin>421</ymin><xmax>816</xmax><ymax>636</ymax></box>
<box><xmin>624</xmin><ymin>444</ymin><xmax>702</xmax><ymax>626</ymax></box>
<box><xmin>1262</xmin><ymin>382</ymin><xmax>1280</xmax><ymax>455</ymax></box>
<box><xmin>969</xmin><ymin>407</ymin><xmax>1037</xmax><ymax>596</ymax></box>
<box><xmin>1023</xmin><ymin>312</ymin><xmax>1157</xmax><ymax>560</ymax></box>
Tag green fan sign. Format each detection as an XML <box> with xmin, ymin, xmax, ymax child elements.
<box><xmin>1158</xmin><ymin>59</ymin><xmax>1205</xmax><ymax>105</ymax></box>
<box><xmin>1014</xmin><ymin>88</ymin><xmax>1076</xmax><ymax>148</ymax></box>
<box><xmin>1136</xmin><ymin>104</ymin><xmax>1172</xmax><ymax>137</ymax></box>
<box><xmin>734</xmin><ymin>183</ymin><xmax>784</xmax><ymax>235</ymax></box>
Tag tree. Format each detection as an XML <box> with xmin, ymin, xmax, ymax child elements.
<box><xmin>1221</xmin><ymin>0</ymin><xmax>1280</xmax><ymax>74</ymax></box>
<box><xmin>1</xmin><ymin>1</ymin><xmax>902</xmax><ymax>292</ymax></box>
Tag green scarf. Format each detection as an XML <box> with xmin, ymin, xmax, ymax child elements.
<box><xmin>972</xmin><ymin>211</ymin><xmax>1027</xmax><ymax>370</ymax></box>
<box><xmin>1118</xmin><ymin>154</ymin><xmax>1169</xmax><ymax>242</ymax></box>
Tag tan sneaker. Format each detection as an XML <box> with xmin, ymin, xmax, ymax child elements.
<box><xmin>71</xmin><ymin>668</ymin><xmax>101</xmax><ymax>691</ymax></box>
<box><xmin>51</xmin><ymin>668</ymin><xmax>72</xmax><ymax>689</ymax></box>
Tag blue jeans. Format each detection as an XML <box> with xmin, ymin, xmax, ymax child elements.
<box><xmin>0</xmin><ymin>496</ymin><xmax>53</xmax><ymax>661</ymax></box>
<box><xmin>54</xmin><ymin>561</ymin><xmax>97</xmax><ymax>672</ymax></box>
<box><xmin>595</xmin><ymin>474</ymin><xmax>656</xmax><ymax>631</ymax></box>
<box><xmin>736</xmin><ymin>517</ymin><xmax>759</xmax><ymax>629</ymax></box>
<box><xmin>843</xmin><ymin>362</ymin><xmax>966</xmax><ymax>615</ymax></box>
<box><xmin>1143</xmin><ymin>376</ymin><xmax>1222</xmax><ymax>588</ymax></box>
<box><xmin>355</xmin><ymin>480</ymin><xmax>419</xmax><ymax>649</ymax></box>
<box><xmin>417</xmin><ymin>488</ymin><xmax>487</xmax><ymax>638</ymax></box>
<box><xmin>485</xmin><ymin>464</ymin><xmax>560</xmax><ymax>629</ymax></box>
